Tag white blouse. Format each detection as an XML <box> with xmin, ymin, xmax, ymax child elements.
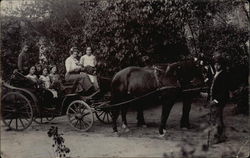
<box><xmin>39</xmin><ymin>75</ymin><xmax>51</xmax><ymax>89</ymax></box>
<box><xmin>80</xmin><ymin>54</ymin><xmax>96</xmax><ymax>67</ymax></box>
<box><xmin>65</xmin><ymin>56</ymin><xmax>81</xmax><ymax>73</ymax></box>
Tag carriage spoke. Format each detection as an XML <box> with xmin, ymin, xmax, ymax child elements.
<box><xmin>7</xmin><ymin>119</ymin><xmax>13</xmax><ymax>126</ymax></box>
<box><xmin>82</xmin><ymin>112</ymin><xmax>91</xmax><ymax>117</ymax></box>
<box><xmin>73</xmin><ymin>104</ymin><xmax>80</xmax><ymax>112</ymax></box>
<box><xmin>69</xmin><ymin>117</ymin><xmax>77</xmax><ymax>122</ymax></box>
<box><xmin>74</xmin><ymin>120</ymin><xmax>80</xmax><ymax>128</ymax></box>
<box><xmin>83</xmin><ymin>120</ymin><xmax>91</xmax><ymax>127</ymax></box>
<box><xmin>79</xmin><ymin>120</ymin><xmax>83</xmax><ymax>129</ymax></box>
<box><xmin>68</xmin><ymin>107</ymin><xmax>77</xmax><ymax>114</ymax></box>
<box><xmin>19</xmin><ymin>113</ymin><xmax>31</xmax><ymax>122</ymax></box>
<box><xmin>19</xmin><ymin>118</ymin><xmax>25</xmax><ymax>128</ymax></box>
<box><xmin>16</xmin><ymin>118</ymin><xmax>18</xmax><ymax>130</ymax></box>
<box><xmin>97</xmin><ymin>111</ymin><xmax>104</xmax><ymax>117</ymax></box>
<box><xmin>18</xmin><ymin>105</ymin><xmax>29</xmax><ymax>111</ymax></box>
<box><xmin>107</xmin><ymin>113</ymin><xmax>110</xmax><ymax>122</ymax></box>
<box><xmin>2</xmin><ymin>109</ymin><xmax>16</xmax><ymax>113</ymax></box>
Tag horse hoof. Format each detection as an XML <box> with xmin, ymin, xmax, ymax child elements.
<box><xmin>159</xmin><ymin>134</ymin><xmax>165</xmax><ymax>138</ymax></box>
<box><xmin>113</xmin><ymin>132</ymin><xmax>119</xmax><ymax>137</ymax></box>
<box><xmin>124</xmin><ymin>128</ymin><xmax>130</xmax><ymax>133</ymax></box>
<box><xmin>181</xmin><ymin>127</ymin><xmax>188</xmax><ymax>130</ymax></box>
<box><xmin>121</xmin><ymin>124</ymin><xmax>127</xmax><ymax>129</ymax></box>
<box><xmin>163</xmin><ymin>129</ymin><xmax>167</xmax><ymax>134</ymax></box>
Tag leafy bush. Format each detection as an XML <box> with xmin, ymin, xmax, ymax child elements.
<box><xmin>1</xmin><ymin>0</ymin><xmax>248</xmax><ymax>80</ymax></box>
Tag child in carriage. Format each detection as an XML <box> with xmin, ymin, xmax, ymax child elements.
<box><xmin>49</xmin><ymin>65</ymin><xmax>63</xmax><ymax>92</ymax></box>
<box><xmin>39</xmin><ymin>67</ymin><xmax>58</xmax><ymax>98</ymax></box>
<box><xmin>25</xmin><ymin>66</ymin><xmax>39</xmax><ymax>83</ymax></box>
<box><xmin>35</xmin><ymin>63</ymin><xmax>43</xmax><ymax>78</ymax></box>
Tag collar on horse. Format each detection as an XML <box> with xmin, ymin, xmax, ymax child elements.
<box><xmin>153</xmin><ymin>65</ymin><xmax>166</xmax><ymax>88</ymax></box>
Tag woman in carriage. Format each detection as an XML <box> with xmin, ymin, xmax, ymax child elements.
<box><xmin>64</xmin><ymin>47</ymin><xmax>95</xmax><ymax>96</ymax></box>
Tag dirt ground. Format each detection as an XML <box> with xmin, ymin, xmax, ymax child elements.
<box><xmin>1</xmin><ymin>99</ymin><xmax>249</xmax><ymax>158</ymax></box>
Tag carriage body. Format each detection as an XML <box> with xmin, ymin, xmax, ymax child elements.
<box><xmin>1</xmin><ymin>71</ymin><xmax>113</xmax><ymax>131</ymax></box>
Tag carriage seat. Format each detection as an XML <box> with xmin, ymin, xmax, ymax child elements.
<box><xmin>61</xmin><ymin>80</ymin><xmax>75</xmax><ymax>95</ymax></box>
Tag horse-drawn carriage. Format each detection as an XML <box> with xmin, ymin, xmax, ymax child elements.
<box><xmin>2</xmin><ymin>60</ymin><xmax>211</xmax><ymax>134</ymax></box>
<box><xmin>1</xmin><ymin>70</ymin><xmax>113</xmax><ymax>131</ymax></box>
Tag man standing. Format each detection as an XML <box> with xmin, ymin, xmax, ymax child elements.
<box><xmin>209</xmin><ymin>55</ymin><xmax>229</xmax><ymax>144</ymax></box>
<box><xmin>18</xmin><ymin>42</ymin><xmax>30</xmax><ymax>75</ymax></box>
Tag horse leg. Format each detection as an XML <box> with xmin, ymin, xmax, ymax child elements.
<box><xmin>111</xmin><ymin>108</ymin><xmax>120</xmax><ymax>133</ymax></box>
<box><xmin>121</xmin><ymin>105</ymin><xmax>130</xmax><ymax>132</ymax></box>
<box><xmin>180</xmin><ymin>93</ymin><xmax>192</xmax><ymax>129</ymax></box>
<box><xmin>159</xmin><ymin>99</ymin><xmax>175</xmax><ymax>135</ymax></box>
<box><xmin>136</xmin><ymin>105</ymin><xmax>146</xmax><ymax>127</ymax></box>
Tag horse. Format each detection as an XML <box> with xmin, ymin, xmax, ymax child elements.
<box><xmin>110</xmin><ymin>59</ymin><xmax>208</xmax><ymax>135</ymax></box>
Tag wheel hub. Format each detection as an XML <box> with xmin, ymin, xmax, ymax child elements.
<box><xmin>75</xmin><ymin>113</ymin><xmax>83</xmax><ymax>120</ymax></box>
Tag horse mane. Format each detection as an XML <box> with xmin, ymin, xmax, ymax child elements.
<box><xmin>164</xmin><ymin>59</ymin><xmax>203</xmax><ymax>84</ymax></box>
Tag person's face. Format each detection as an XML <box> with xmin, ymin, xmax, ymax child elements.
<box><xmin>36</xmin><ymin>65</ymin><xmax>42</xmax><ymax>71</ymax></box>
<box><xmin>78</xmin><ymin>52</ymin><xmax>83</xmax><ymax>57</ymax></box>
<box><xmin>72</xmin><ymin>51</ymin><xmax>78</xmax><ymax>58</ymax></box>
<box><xmin>51</xmin><ymin>67</ymin><xmax>57</xmax><ymax>74</ymax></box>
<box><xmin>86</xmin><ymin>47</ymin><xmax>92</xmax><ymax>56</ymax></box>
<box><xmin>30</xmin><ymin>66</ymin><xmax>36</xmax><ymax>75</ymax></box>
<box><xmin>214</xmin><ymin>63</ymin><xmax>222</xmax><ymax>72</ymax></box>
<box><xmin>43</xmin><ymin>68</ymin><xmax>48</xmax><ymax>75</ymax></box>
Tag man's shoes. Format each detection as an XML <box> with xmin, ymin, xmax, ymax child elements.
<box><xmin>212</xmin><ymin>134</ymin><xmax>227</xmax><ymax>144</ymax></box>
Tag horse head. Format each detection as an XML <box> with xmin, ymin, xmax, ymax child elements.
<box><xmin>157</xmin><ymin>59</ymin><xmax>209</xmax><ymax>89</ymax></box>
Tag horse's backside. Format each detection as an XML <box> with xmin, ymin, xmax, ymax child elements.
<box><xmin>110</xmin><ymin>66</ymin><xmax>161</xmax><ymax>132</ymax></box>
<box><xmin>111</xmin><ymin>66</ymin><xmax>158</xmax><ymax>100</ymax></box>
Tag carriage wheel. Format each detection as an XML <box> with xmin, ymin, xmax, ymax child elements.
<box><xmin>66</xmin><ymin>100</ymin><xmax>94</xmax><ymax>131</ymax></box>
<box><xmin>1</xmin><ymin>92</ymin><xmax>33</xmax><ymax>131</ymax></box>
<box><xmin>95</xmin><ymin>109</ymin><xmax>112</xmax><ymax>124</ymax></box>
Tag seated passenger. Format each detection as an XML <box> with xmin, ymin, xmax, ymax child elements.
<box><xmin>39</xmin><ymin>67</ymin><xmax>58</xmax><ymax>98</ymax></box>
<box><xmin>49</xmin><ymin>65</ymin><xmax>62</xmax><ymax>91</ymax></box>
<box><xmin>65</xmin><ymin>47</ymin><xmax>94</xmax><ymax>95</ymax></box>
<box><xmin>80</xmin><ymin>47</ymin><xmax>99</xmax><ymax>91</ymax></box>
<box><xmin>35</xmin><ymin>63</ymin><xmax>43</xmax><ymax>78</ymax></box>
<box><xmin>25</xmin><ymin>66</ymin><xmax>38</xmax><ymax>83</ymax></box>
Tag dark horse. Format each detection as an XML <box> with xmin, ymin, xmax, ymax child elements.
<box><xmin>110</xmin><ymin>59</ymin><xmax>207</xmax><ymax>135</ymax></box>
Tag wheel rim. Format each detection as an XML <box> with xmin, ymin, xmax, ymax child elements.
<box><xmin>95</xmin><ymin>110</ymin><xmax>112</xmax><ymax>124</ymax></box>
<box><xmin>66</xmin><ymin>100</ymin><xmax>93</xmax><ymax>131</ymax></box>
<box><xmin>1</xmin><ymin>92</ymin><xmax>33</xmax><ymax>131</ymax></box>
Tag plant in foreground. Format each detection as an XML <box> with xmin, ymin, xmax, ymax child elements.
<box><xmin>47</xmin><ymin>126</ymin><xmax>70</xmax><ymax>158</ymax></box>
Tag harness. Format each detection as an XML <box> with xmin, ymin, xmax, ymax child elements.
<box><xmin>153</xmin><ymin>65</ymin><xmax>166</xmax><ymax>88</ymax></box>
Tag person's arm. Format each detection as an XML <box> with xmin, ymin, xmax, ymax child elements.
<box><xmin>80</xmin><ymin>56</ymin><xmax>84</xmax><ymax>67</ymax></box>
<box><xmin>93</xmin><ymin>56</ymin><xmax>97</xmax><ymax>67</ymax></box>
<box><xmin>65</xmin><ymin>58</ymin><xmax>81</xmax><ymax>73</ymax></box>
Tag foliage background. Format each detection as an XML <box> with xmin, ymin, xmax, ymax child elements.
<box><xmin>1</xmin><ymin>0</ymin><xmax>249</xmax><ymax>80</ymax></box>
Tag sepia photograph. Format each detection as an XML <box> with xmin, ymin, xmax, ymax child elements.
<box><xmin>0</xmin><ymin>0</ymin><xmax>249</xmax><ymax>158</ymax></box>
